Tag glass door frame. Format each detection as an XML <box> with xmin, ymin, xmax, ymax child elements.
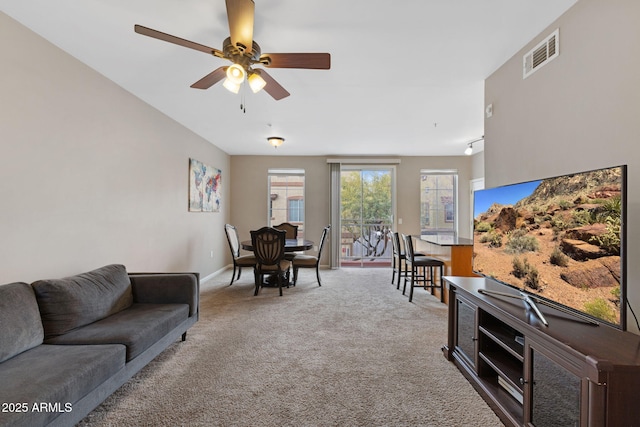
<box><xmin>338</xmin><ymin>164</ymin><xmax>397</xmax><ymax>268</ymax></box>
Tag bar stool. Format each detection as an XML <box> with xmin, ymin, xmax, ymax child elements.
<box><xmin>391</xmin><ymin>231</ymin><xmax>425</xmax><ymax>290</ymax></box>
<box><xmin>401</xmin><ymin>234</ymin><xmax>445</xmax><ymax>303</ymax></box>
<box><xmin>390</xmin><ymin>231</ymin><xmax>405</xmax><ymax>289</ymax></box>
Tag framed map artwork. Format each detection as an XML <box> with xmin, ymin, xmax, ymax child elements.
<box><xmin>189</xmin><ymin>158</ymin><xmax>221</xmax><ymax>212</ymax></box>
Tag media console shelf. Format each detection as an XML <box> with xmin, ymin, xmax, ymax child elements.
<box><xmin>443</xmin><ymin>276</ymin><xmax>640</xmax><ymax>427</ymax></box>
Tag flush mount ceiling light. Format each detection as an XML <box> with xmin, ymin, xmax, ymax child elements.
<box><xmin>267</xmin><ymin>136</ymin><xmax>285</xmax><ymax>148</ymax></box>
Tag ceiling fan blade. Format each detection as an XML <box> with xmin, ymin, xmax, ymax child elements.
<box><xmin>191</xmin><ymin>67</ymin><xmax>228</xmax><ymax>89</ymax></box>
<box><xmin>134</xmin><ymin>25</ymin><xmax>224</xmax><ymax>58</ymax></box>
<box><xmin>260</xmin><ymin>53</ymin><xmax>331</xmax><ymax>69</ymax></box>
<box><xmin>225</xmin><ymin>0</ymin><xmax>255</xmax><ymax>54</ymax></box>
<box><xmin>258</xmin><ymin>70</ymin><xmax>290</xmax><ymax>100</ymax></box>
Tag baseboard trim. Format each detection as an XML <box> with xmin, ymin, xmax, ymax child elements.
<box><xmin>201</xmin><ymin>265</ymin><xmax>233</xmax><ymax>285</ymax></box>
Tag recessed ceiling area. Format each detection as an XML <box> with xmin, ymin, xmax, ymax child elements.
<box><xmin>0</xmin><ymin>0</ymin><xmax>578</xmax><ymax>156</ymax></box>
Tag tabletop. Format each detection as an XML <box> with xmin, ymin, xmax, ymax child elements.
<box><xmin>241</xmin><ymin>238</ymin><xmax>314</xmax><ymax>252</ymax></box>
<box><xmin>417</xmin><ymin>235</ymin><xmax>473</xmax><ymax>247</ymax></box>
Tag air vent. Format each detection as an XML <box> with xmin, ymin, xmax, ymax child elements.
<box><xmin>523</xmin><ymin>29</ymin><xmax>559</xmax><ymax>79</ymax></box>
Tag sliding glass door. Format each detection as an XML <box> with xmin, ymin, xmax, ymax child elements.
<box><xmin>339</xmin><ymin>167</ymin><xmax>394</xmax><ymax>267</ymax></box>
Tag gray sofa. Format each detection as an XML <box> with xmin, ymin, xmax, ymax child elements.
<box><xmin>0</xmin><ymin>264</ymin><xmax>199</xmax><ymax>427</ymax></box>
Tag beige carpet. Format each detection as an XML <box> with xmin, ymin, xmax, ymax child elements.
<box><xmin>78</xmin><ymin>268</ymin><xmax>503</xmax><ymax>427</ymax></box>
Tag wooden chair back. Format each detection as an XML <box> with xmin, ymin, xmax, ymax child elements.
<box><xmin>251</xmin><ymin>227</ymin><xmax>287</xmax><ymax>266</ymax></box>
<box><xmin>273</xmin><ymin>222</ymin><xmax>298</xmax><ymax>239</ymax></box>
<box><xmin>402</xmin><ymin>234</ymin><xmax>415</xmax><ymax>263</ymax></box>
<box><xmin>316</xmin><ymin>225</ymin><xmax>331</xmax><ymax>261</ymax></box>
<box><xmin>391</xmin><ymin>231</ymin><xmax>403</xmax><ymax>257</ymax></box>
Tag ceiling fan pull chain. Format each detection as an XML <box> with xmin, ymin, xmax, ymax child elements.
<box><xmin>240</xmin><ymin>85</ymin><xmax>247</xmax><ymax>113</ymax></box>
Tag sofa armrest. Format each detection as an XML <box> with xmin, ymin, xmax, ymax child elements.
<box><xmin>128</xmin><ymin>273</ymin><xmax>199</xmax><ymax>318</ymax></box>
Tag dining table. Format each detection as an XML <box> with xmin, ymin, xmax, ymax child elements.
<box><xmin>241</xmin><ymin>238</ymin><xmax>314</xmax><ymax>288</ymax></box>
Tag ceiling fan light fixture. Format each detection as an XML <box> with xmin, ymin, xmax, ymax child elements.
<box><xmin>134</xmin><ymin>0</ymin><xmax>330</xmax><ymax>102</ymax></box>
<box><xmin>226</xmin><ymin>63</ymin><xmax>246</xmax><ymax>85</ymax></box>
<box><xmin>248</xmin><ymin>71</ymin><xmax>266</xmax><ymax>93</ymax></box>
<box><xmin>267</xmin><ymin>136</ymin><xmax>284</xmax><ymax>148</ymax></box>
<box><xmin>222</xmin><ymin>78</ymin><xmax>241</xmax><ymax>94</ymax></box>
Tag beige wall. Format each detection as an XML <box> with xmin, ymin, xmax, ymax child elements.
<box><xmin>230</xmin><ymin>156</ymin><xmax>331</xmax><ymax>262</ymax></box>
<box><xmin>484</xmin><ymin>0</ymin><xmax>640</xmax><ymax>331</ymax></box>
<box><xmin>471</xmin><ymin>151</ymin><xmax>485</xmax><ymax>181</ymax></box>
<box><xmin>0</xmin><ymin>13</ymin><xmax>231</xmax><ymax>283</ymax></box>
<box><xmin>230</xmin><ymin>155</ymin><xmax>475</xmax><ymax>265</ymax></box>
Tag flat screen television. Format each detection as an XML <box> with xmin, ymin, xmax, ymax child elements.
<box><xmin>472</xmin><ymin>165</ymin><xmax>627</xmax><ymax>329</ymax></box>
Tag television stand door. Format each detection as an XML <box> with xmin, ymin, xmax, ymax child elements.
<box><xmin>443</xmin><ymin>276</ymin><xmax>640</xmax><ymax>427</ymax></box>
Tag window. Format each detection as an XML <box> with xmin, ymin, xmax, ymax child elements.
<box><xmin>420</xmin><ymin>170</ymin><xmax>458</xmax><ymax>237</ymax></box>
<box><xmin>268</xmin><ymin>169</ymin><xmax>305</xmax><ymax>237</ymax></box>
<box><xmin>288</xmin><ymin>197</ymin><xmax>304</xmax><ymax>222</ymax></box>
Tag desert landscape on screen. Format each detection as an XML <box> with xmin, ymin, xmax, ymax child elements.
<box><xmin>473</xmin><ymin>167</ymin><xmax>624</xmax><ymax>325</ymax></box>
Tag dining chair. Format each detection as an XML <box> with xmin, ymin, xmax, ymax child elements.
<box><xmin>292</xmin><ymin>225</ymin><xmax>330</xmax><ymax>286</ymax></box>
<box><xmin>273</xmin><ymin>222</ymin><xmax>298</xmax><ymax>239</ymax></box>
<box><xmin>224</xmin><ymin>224</ymin><xmax>257</xmax><ymax>286</ymax></box>
<box><xmin>274</xmin><ymin>222</ymin><xmax>299</xmax><ymax>260</ymax></box>
<box><xmin>250</xmin><ymin>227</ymin><xmax>291</xmax><ymax>296</ymax></box>
<box><xmin>401</xmin><ymin>233</ymin><xmax>444</xmax><ymax>303</ymax></box>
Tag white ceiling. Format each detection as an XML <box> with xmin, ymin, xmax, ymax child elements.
<box><xmin>1</xmin><ymin>0</ymin><xmax>577</xmax><ymax>156</ymax></box>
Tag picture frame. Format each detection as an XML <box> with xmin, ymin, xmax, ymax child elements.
<box><xmin>189</xmin><ymin>158</ymin><xmax>221</xmax><ymax>212</ymax></box>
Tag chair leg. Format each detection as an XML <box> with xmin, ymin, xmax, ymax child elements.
<box><xmin>400</xmin><ymin>261</ymin><xmax>408</xmax><ymax>290</ymax></box>
<box><xmin>293</xmin><ymin>267</ymin><xmax>298</xmax><ymax>286</ymax></box>
<box><xmin>409</xmin><ymin>265</ymin><xmax>415</xmax><ymax>302</ymax></box>
<box><xmin>229</xmin><ymin>264</ymin><xmax>237</xmax><ymax>286</ymax></box>
<box><xmin>402</xmin><ymin>263</ymin><xmax>409</xmax><ymax>295</ymax></box>
<box><xmin>431</xmin><ymin>266</ymin><xmax>436</xmax><ymax>294</ymax></box>
<box><xmin>316</xmin><ymin>265</ymin><xmax>322</xmax><ymax>286</ymax></box>
<box><xmin>425</xmin><ymin>266</ymin><xmax>432</xmax><ymax>292</ymax></box>
<box><xmin>237</xmin><ymin>267</ymin><xmax>242</xmax><ymax>280</ymax></box>
<box><xmin>253</xmin><ymin>270</ymin><xmax>260</xmax><ymax>296</ymax></box>
<box><xmin>391</xmin><ymin>256</ymin><xmax>396</xmax><ymax>285</ymax></box>
<box><xmin>397</xmin><ymin>258</ymin><xmax>404</xmax><ymax>289</ymax></box>
<box><xmin>439</xmin><ymin>265</ymin><xmax>444</xmax><ymax>302</ymax></box>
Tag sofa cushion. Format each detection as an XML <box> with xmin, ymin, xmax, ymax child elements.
<box><xmin>0</xmin><ymin>282</ymin><xmax>44</xmax><ymax>363</ymax></box>
<box><xmin>130</xmin><ymin>273</ymin><xmax>199</xmax><ymax>317</ymax></box>
<box><xmin>45</xmin><ymin>303</ymin><xmax>189</xmax><ymax>361</ymax></box>
<box><xmin>31</xmin><ymin>264</ymin><xmax>133</xmax><ymax>338</ymax></box>
<box><xmin>0</xmin><ymin>343</ymin><xmax>125</xmax><ymax>427</ymax></box>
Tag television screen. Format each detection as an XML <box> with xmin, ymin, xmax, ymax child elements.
<box><xmin>472</xmin><ymin>165</ymin><xmax>626</xmax><ymax>328</ymax></box>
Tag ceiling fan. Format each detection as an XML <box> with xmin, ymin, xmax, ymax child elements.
<box><xmin>134</xmin><ymin>0</ymin><xmax>330</xmax><ymax>100</ymax></box>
